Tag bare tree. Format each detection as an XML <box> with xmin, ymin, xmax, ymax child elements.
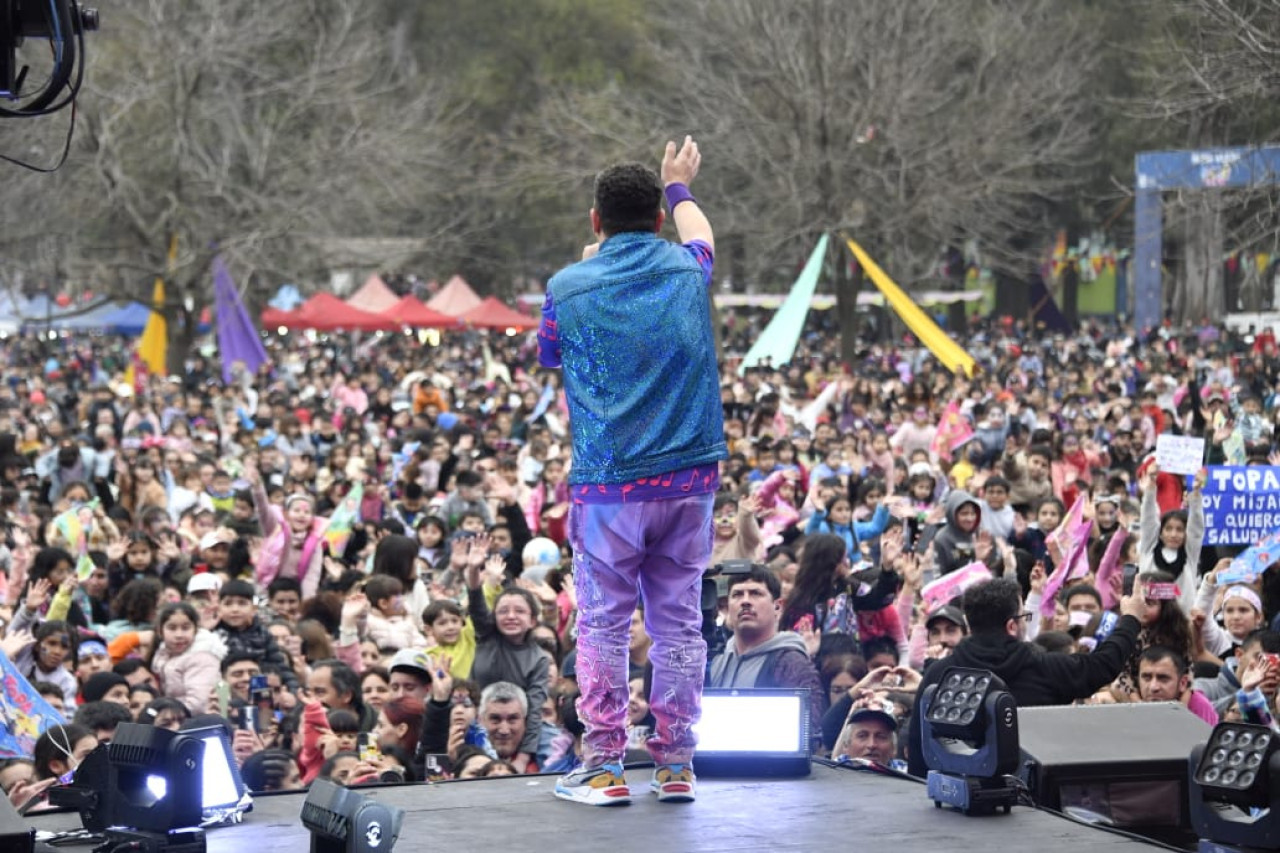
<box><xmin>0</xmin><ymin>0</ymin><xmax>465</xmax><ymax>371</ymax></box>
<box><xmin>512</xmin><ymin>0</ymin><xmax>1101</xmax><ymax>362</ymax></box>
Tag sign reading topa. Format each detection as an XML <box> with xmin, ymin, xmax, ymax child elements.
<box><xmin>1201</xmin><ymin>466</ymin><xmax>1280</xmax><ymax>545</ymax></box>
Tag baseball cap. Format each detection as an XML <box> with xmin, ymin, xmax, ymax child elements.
<box><xmin>199</xmin><ymin>529</ymin><xmax>236</xmax><ymax>551</ymax></box>
<box><xmin>925</xmin><ymin>605</ymin><xmax>967</xmax><ymax>631</ymax></box>
<box><xmin>388</xmin><ymin>648</ymin><xmax>434</xmax><ymax>682</ymax></box>
<box><xmin>187</xmin><ymin>572</ymin><xmax>222</xmax><ymax>595</ymax></box>
<box><xmin>847</xmin><ymin>705</ymin><xmax>898</xmax><ymax>731</ymax></box>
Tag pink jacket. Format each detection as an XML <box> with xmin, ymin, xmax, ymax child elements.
<box><xmin>151</xmin><ymin>629</ymin><xmax>227</xmax><ymax>716</ymax></box>
<box><xmin>254</xmin><ymin>483</ymin><xmax>328</xmax><ymax>600</ymax></box>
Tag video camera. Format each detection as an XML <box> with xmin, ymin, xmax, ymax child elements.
<box><xmin>701</xmin><ymin>559</ymin><xmax>756</xmax><ymax>656</ymax></box>
<box><xmin>1</xmin><ymin>0</ymin><xmax>97</xmax><ymax>116</ymax></box>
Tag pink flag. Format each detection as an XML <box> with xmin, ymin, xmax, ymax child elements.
<box><xmin>1040</xmin><ymin>495</ymin><xmax>1092</xmax><ymax>617</ymax></box>
<box><xmin>929</xmin><ymin>401</ymin><xmax>973</xmax><ymax>463</ymax></box>
<box><xmin>922</xmin><ymin>561</ymin><xmax>993</xmax><ymax>611</ymax></box>
<box><xmin>1096</xmin><ymin>529</ymin><xmax>1128</xmax><ymax>610</ymax></box>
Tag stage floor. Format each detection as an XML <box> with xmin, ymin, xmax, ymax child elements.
<box><xmin>28</xmin><ymin>763</ymin><xmax>1167</xmax><ymax>852</ymax></box>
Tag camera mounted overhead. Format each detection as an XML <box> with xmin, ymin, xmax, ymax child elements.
<box><xmin>0</xmin><ymin>0</ymin><xmax>97</xmax><ymax>116</ymax></box>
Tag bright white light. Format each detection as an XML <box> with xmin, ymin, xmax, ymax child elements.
<box><xmin>146</xmin><ymin>775</ymin><xmax>168</xmax><ymax>801</ymax></box>
<box><xmin>694</xmin><ymin>694</ymin><xmax>804</xmax><ymax>753</ymax></box>
<box><xmin>505</xmin><ymin>327</ymin><xmax>517</xmax><ymax>337</ymax></box>
<box><xmin>200</xmin><ymin>734</ymin><xmax>240</xmax><ymax>810</ymax></box>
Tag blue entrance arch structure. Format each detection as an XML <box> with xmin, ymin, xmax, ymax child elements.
<box><xmin>1135</xmin><ymin>145</ymin><xmax>1280</xmax><ymax>334</ymax></box>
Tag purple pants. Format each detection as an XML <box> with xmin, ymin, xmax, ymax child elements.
<box><xmin>569</xmin><ymin>494</ymin><xmax>713</xmax><ymax>767</ymax></box>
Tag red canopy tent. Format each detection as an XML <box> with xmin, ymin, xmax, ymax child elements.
<box><xmin>346</xmin><ymin>275</ymin><xmax>400</xmax><ymax>313</ymax></box>
<box><xmin>288</xmin><ymin>293</ymin><xmax>400</xmax><ymax>332</ymax></box>
<box><xmin>260</xmin><ymin>307</ymin><xmax>299</xmax><ymax>328</ymax></box>
<box><xmin>381</xmin><ymin>296</ymin><xmax>458</xmax><ymax>329</ymax></box>
<box><xmin>460</xmin><ymin>297</ymin><xmax>539</xmax><ymax>331</ymax></box>
<box><xmin>427</xmin><ymin>275</ymin><xmax>483</xmax><ymax>317</ymax></box>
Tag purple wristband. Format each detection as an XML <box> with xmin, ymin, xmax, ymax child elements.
<box><xmin>664</xmin><ymin>182</ymin><xmax>697</xmax><ymax>211</ymax></box>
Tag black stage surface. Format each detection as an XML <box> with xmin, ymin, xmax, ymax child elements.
<box><xmin>26</xmin><ymin>763</ymin><xmax>1166</xmax><ymax>852</ymax></box>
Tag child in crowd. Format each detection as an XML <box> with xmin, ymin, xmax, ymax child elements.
<box><xmin>214</xmin><ymin>579</ymin><xmax>298</xmax><ymax>689</ymax></box>
<box><xmin>149</xmin><ymin>602</ymin><xmax>227</xmax><ymax>715</ymax></box>
<box><xmin>363</xmin><ymin>575</ymin><xmax>427</xmax><ymax>651</ymax></box>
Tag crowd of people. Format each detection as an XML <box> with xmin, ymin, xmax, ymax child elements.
<box><xmin>0</xmin><ymin>293</ymin><xmax>1277</xmax><ymax>814</ymax></box>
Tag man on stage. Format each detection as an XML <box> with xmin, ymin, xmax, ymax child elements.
<box><xmin>538</xmin><ymin>135</ymin><xmax>725</xmax><ymax>806</ymax></box>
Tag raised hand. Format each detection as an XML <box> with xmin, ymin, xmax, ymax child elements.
<box><xmin>449</xmin><ymin>538</ymin><xmax>468</xmax><ymax>570</ymax></box>
<box><xmin>797</xmin><ymin>620</ymin><xmax>820</xmax><ymax>658</ymax></box>
<box><xmin>1029</xmin><ymin>561</ymin><xmax>1047</xmax><ymax>596</ymax></box>
<box><xmin>341</xmin><ymin>591</ymin><xmax>370</xmax><ymax>627</ymax></box>
<box><xmin>483</xmin><ymin>553</ymin><xmax>506</xmax><ymax>587</ymax></box>
<box><xmin>24</xmin><ymin>578</ymin><xmax>51</xmax><ymax>613</ymax></box>
<box><xmin>466</xmin><ymin>534</ymin><xmax>492</xmax><ymax>569</ymax></box>
<box><xmin>661</xmin><ymin>135</ymin><xmax>702</xmax><ymax>187</ymax></box>
<box><xmin>429</xmin><ymin>653</ymin><xmax>454</xmax><ymax>702</ymax></box>
<box><xmin>898</xmin><ymin>552</ymin><xmax>923</xmax><ymax>591</ymax></box>
<box><xmin>974</xmin><ymin>529</ymin><xmax>994</xmax><ymax>563</ymax></box>
<box><xmin>0</xmin><ymin>628</ymin><xmax>33</xmax><ymax>660</ymax></box>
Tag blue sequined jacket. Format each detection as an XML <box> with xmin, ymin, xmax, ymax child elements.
<box><xmin>543</xmin><ymin>231</ymin><xmax>726</xmax><ymax>484</ymax></box>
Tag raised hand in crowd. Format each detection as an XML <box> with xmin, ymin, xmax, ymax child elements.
<box><xmin>0</xmin><ymin>628</ymin><xmax>33</xmax><ymax>660</ymax></box>
<box><xmin>341</xmin><ymin>591</ymin><xmax>370</xmax><ymax>628</ymax></box>
<box><xmin>1241</xmin><ymin>652</ymin><xmax>1280</xmax><ymax>695</ymax></box>
<box><xmin>232</xmin><ymin>728</ymin><xmax>267</xmax><ymax>768</ymax></box>
<box><xmin>974</xmin><ymin>529</ymin><xmax>995</xmax><ymax>564</ymax></box>
<box><xmin>429</xmin><ymin>653</ymin><xmax>454</xmax><ymax>703</ymax></box>
<box><xmin>1119</xmin><ymin>575</ymin><xmax>1146</xmax><ymax>621</ymax></box>
<box><xmin>464</xmin><ymin>533</ymin><xmax>492</xmax><ymax>589</ymax></box>
<box><xmin>449</xmin><ymin>538</ymin><xmax>469</xmax><ymax>572</ymax></box>
<box><xmin>796</xmin><ymin>616</ymin><xmax>820</xmax><ymax>658</ymax></box>
<box><xmin>1029</xmin><ymin>561</ymin><xmax>1047</xmax><ymax>597</ymax></box>
<box><xmin>23</xmin><ymin>578</ymin><xmax>51</xmax><ymax>613</ymax></box>
<box><xmin>483</xmin><ymin>553</ymin><xmax>506</xmax><ymax>588</ymax></box>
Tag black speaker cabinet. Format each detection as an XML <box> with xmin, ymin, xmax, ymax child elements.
<box><xmin>1017</xmin><ymin>702</ymin><xmax>1211</xmax><ymax>843</ymax></box>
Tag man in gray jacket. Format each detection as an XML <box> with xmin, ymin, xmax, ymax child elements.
<box><xmin>708</xmin><ymin>566</ymin><xmax>824</xmax><ymax>746</ymax></box>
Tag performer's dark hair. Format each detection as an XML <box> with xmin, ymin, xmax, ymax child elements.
<box><xmin>594</xmin><ymin>163</ymin><xmax>663</xmax><ymax>236</ymax></box>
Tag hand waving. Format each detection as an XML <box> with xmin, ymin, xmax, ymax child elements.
<box><xmin>661</xmin><ymin>135</ymin><xmax>702</xmax><ymax>187</ymax></box>
<box><xmin>24</xmin><ymin>578</ymin><xmax>51</xmax><ymax>613</ymax></box>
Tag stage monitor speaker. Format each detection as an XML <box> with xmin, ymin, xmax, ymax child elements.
<box><xmin>1017</xmin><ymin>702</ymin><xmax>1210</xmax><ymax>845</ymax></box>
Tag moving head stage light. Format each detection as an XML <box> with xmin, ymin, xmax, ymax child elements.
<box><xmin>921</xmin><ymin>667</ymin><xmax>1020</xmax><ymax>815</ymax></box>
<box><xmin>48</xmin><ymin>722</ymin><xmax>210</xmax><ymax>853</ymax></box>
<box><xmin>1190</xmin><ymin>722</ymin><xmax>1280</xmax><ymax>853</ymax></box>
<box><xmin>301</xmin><ymin>778</ymin><xmax>405</xmax><ymax>853</ymax></box>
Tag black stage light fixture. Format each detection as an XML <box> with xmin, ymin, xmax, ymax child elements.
<box><xmin>921</xmin><ymin>667</ymin><xmax>1020</xmax><ymax>815</ymax></box>
<box><xmin>301</xmin><ymin>778</ymin><xmax>404</xmax><ymax>853</ymax></box>
<box><xmin>1190</xmin><ymin>722</ymin><xmax>1280</xmax><ymax>852</ymax></box>
<box><xmin>103</xmin><ymin>722</ymin><xmax>207</xmax><ymax>853</ymax></box>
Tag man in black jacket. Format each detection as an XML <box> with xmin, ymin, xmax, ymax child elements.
<box><xmin>906</xmin><ymin>577</ymin><xmax>1144</xmax><ymax>777</ymax></box>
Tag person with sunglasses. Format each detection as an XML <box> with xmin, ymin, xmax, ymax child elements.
<box><xmin>907</xmin><ymin>577</ymin><xmax>1147</xmax><ymax>778</ymax></box>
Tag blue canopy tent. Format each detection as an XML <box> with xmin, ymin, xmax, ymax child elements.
<box><xmin>99</xmin><ymin>302</ymin><xmax>154</xmax><ymax>335</ymax></box>
<box><xmin>47</xmin><ymin>301</ymin><xmax>125</xmax><ymax>330</ymax></box>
